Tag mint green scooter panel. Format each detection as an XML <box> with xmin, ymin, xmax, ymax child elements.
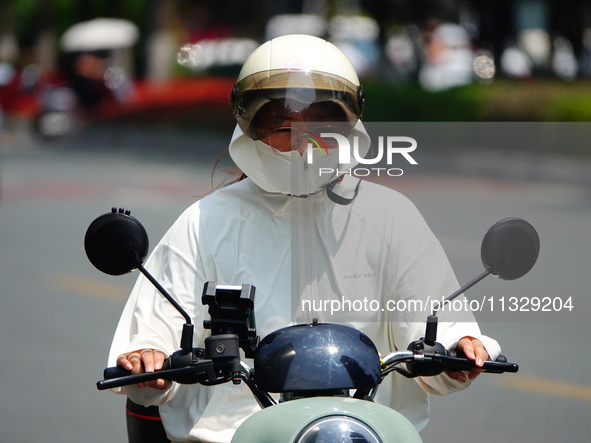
<box><xmin>231</xmin><ymin>397</ymin><xmax>422</xmax><ymax>443</ymax></box>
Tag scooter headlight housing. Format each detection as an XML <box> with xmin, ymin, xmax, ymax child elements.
<box><xmin>295</xmin><ymin>416</ymin><xmax>382</xmax><ymax>443</ymax></box>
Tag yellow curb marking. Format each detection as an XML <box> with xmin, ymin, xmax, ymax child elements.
<box><xmin>496</xmin><ymin>375</ymin><xmax>591</xmax><ymax>402</ymax></box>
<box><xmin>50</xmin><ymin>273</ymin><xmax>129</xmax><ymax>301</ymax></box>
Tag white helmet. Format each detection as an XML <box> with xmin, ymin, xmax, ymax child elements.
<box><xmin>231</xmin><ymin>34</ymin><xmax>365</xmax><ymax>141</ymax></box>
<box><xmin>228</xmin><ymin>34</ymin><xmax>370</xmax><ymax>200</ymax></box>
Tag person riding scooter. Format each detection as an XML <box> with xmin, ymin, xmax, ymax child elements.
<box><xmin>108</xmin><ymin>34</ymin><xmax>500</xmax><ymax>443</ymax></box>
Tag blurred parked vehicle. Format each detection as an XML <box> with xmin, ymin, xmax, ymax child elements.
<box><xmin>12</xmin><ymin>18</ymin><xmax>139</xmax><ymax>139</ymax></box>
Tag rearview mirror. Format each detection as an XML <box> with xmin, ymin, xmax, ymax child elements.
<box><xmin>481</xmin><ymin>217</ymin><xmax>540</xmax><ymax>280</ymax></box>
<box><xmin>84</xmin><ymin>208</ymin><xmax>149</xmax><ymax>276</ymax></box>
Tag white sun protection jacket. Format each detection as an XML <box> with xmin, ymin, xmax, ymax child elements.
<box><xmin>109</xmin><ymin>127</ymin><xmax>500</xmax><ymax>442</ymax></box>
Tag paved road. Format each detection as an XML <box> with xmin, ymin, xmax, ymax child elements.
<box><xmin>1</xmin><ymin>124</ymin><xmax>589</xmax><ymax>442</ymax></box>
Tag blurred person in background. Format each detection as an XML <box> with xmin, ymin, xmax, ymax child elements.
<box><xmin>419</xmin><ymin>21</ymin><xmax>475</xmax><ymax>91</ymax></box>
<box><xmin>67</xmin><ymin>51</ymin><xmax>113</xmax><ymax>110</ymax></box>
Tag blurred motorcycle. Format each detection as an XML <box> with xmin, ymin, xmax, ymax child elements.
<box><xmin>33</xmin><ymin>18</ymin><xmax>138</xmax><ymax>139</ymax></box>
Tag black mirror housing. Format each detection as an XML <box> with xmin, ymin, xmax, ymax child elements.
<box><xmin>84</xmin><ymin>208</ymin><xmax>149</xmax><ymax>276</ymax></box>
<box><xmin>481</xmin><ymin>217</ymin><xmax>540</xmax><ymax>280</ymax></box>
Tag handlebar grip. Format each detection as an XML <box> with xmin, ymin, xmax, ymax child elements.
<box><xmin>97</xmin><ymin>366</ymin><xmax>201</xmax><ymax>391</ymax></box>
<box><xmin>104</xmin><ymin>366</ymin><xmax>132</xmax><ymax>379</ymax></box>
<box><xmin>97</xmin><ymin>370</ymin><xmax>165</xmax><ymax>391</ymax></box>
<box><xmin>482</xmin><ymin>355</ymin><xmax>519</xmax><ymax>374</ymax></box>
<box><xmin>433</xmin><ymin>353</ymin><xmax>518</xmax><ymax>374</ymax></box>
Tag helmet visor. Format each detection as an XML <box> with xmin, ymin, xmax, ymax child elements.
<box><xmin>233</xmin><ymin>70</ymin><xmax>363</xmax><ymax>141</ymax></box>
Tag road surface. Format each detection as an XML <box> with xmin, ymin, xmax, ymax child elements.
<box><xmin>1</xmin><ymin>123</ymin><xmax>589</xmax><ymax>442</ymax></box>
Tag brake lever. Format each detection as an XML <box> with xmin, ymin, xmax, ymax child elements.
<box><xmin>428</xmin><ymin>353</ymin><xmax>519</xmax><ymax>374</ymax></box>
<box><xmin>97</xmin><ymin>347</ymin><xmax>216</xmax><ymax>390</ymax></box>
<box><xmin>404</xmin><ymin>343</ymin><xmax>519</xmax><ymax>377</ymax></box>
<box><xmin>97</xmin><ymin>365</ymin><xmax>211</xmax><ymax>390</ymax></box>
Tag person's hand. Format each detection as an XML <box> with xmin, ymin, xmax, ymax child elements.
<box><xmin>445</xmin><ymin>336</ymin><xmax>490</xmax><ymax>383</ymax></box>
<box><xmin>117</xmin><ymin>349</ymin><xmax>170</xmax><ymax>390</ymax></box>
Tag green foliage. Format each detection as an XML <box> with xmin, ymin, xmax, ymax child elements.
<box><xmin>362</xmin><ymin>79</ymin><xmax>591</xmax><ymax>123</ymax></box>
<box><xmin>361</xmin><ymin>78</ymin><xmax>591</xmax><ymax>156</ymax></box>
<box><xmin>12</xmin><ymin>0</ymin><xmax>38</xmax><ymax>22</ymax></box>
<box><xmin>362</xmin><ymin>80</ymin><xmax>481</xmax><ymax>122</ymax></box>
<box><xmin>13</xmin><ymin>0</ymin><xmax>146</xmax><ymax>44</ymax></box>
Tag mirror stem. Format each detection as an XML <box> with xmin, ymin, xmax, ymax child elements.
<box><xmin>137</xmin><ymin>264</ymin><xmax>194</xmax><ymax>353</ymax></box>
<box><xmin>431</xmin><ymin>269</ymin><xmax>491</xmax><ymax>316</ymax></box>
<box><xmin>424</xmin><ymin>315</ymin><xmax>439</xmax><ymax>346</ymax></box>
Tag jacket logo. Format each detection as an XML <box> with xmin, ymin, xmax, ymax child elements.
<box><xmin>344</xmin><ymin>272</ymin><xmax>376</xmax><ymax>279</ymax></box>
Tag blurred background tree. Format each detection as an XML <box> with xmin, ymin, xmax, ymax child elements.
<box><xmin>2</xmin><ymin>0</ymin><xmax>591</xmax><ymax>128</ymax></box>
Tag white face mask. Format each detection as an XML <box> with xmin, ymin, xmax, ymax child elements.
<box><xmin>229</xmin><ymin>121</ymin><xmax>371</xmax><ymax>197</ymax></box>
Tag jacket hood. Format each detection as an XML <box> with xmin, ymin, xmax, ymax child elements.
<box><xmin>228</xmin><ymin>121</ymin><xmax>371</xmax><ymax>197</ymax></box>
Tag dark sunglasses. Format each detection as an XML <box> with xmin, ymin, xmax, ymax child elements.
<box><xmin>249</xmin><ymin>100</ymin><xmax>354</xmax><ymax>141</ymax></box>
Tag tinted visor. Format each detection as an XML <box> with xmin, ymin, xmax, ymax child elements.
<box><xmin>233</xmin><ymin>70</ymin><xmax>363</xmax><ymax>140</ymax></box>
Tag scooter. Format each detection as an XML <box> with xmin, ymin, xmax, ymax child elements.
<box><xmin>85</xmin><ymin>208</ymin><xmax>540</xmax><ymax>442</ymax></box>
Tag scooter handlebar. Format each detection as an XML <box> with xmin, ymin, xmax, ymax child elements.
<box><xmin>97</xmin><ymin>346</ymin><xmax>236</xmax><ymax>391</ymax></box>
<box><xmin>97</xmin><ymin>365</ymin><xmax>199</xmax><ymax>391</ymax></box>
<box><xmin>430</xmin><ymin>353</ymin><xmax>519</xmax><ymax>374</ymax></box>
<box><xmin>103</xmin><ymin>365</ymin><xmax>132</xmax><ymax>380</ymax></box>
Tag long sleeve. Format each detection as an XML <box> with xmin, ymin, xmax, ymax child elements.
<box><xmin>383</xmin><ymin>191</ymin><xmax>500</xmax><ymax>396</ymax></box>
<box><xmin>107</xmin><ymin>206</ymin><xmax>208</xmax><ymax>406</ymax></box>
